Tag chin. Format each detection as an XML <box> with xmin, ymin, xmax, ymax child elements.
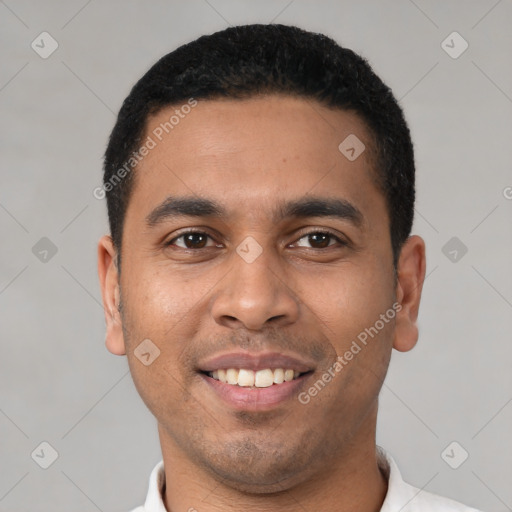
<box><xmin>207</xmin><ymin>460</ymin><xmax>307</xmax><ymax>494</ymax></box>
<box><xmin>196</xmin><ymin>436</ymin><xmax>325</xmax><ymax>494</ymax></box>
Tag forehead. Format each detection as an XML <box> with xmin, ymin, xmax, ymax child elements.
<box><xmin>126</xmin><ymin>95</ymin><xmax>383</xmax><ymax>226</ymax></box>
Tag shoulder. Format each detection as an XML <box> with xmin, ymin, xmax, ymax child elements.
<box><xmin>378</xmin><ymin>447</ymin><xmax>484</xmax><ymax>512</ymax></box>
<box><xmin>124</xmin><ymin>460</ymin><xmax>166</xmax><ymax>512</ymax></box>
<box><xmin>401</xmin><ymin>485</ymin><xmax>483</xmax><ymax>511</ymax></box>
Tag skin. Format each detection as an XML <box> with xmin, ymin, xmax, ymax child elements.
<box><xmin>98</xmin><ymin>95</ymin><xmax>426</xmax><ymax>512</ymax></box>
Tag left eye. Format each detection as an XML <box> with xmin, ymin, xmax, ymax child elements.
<box><xmin>294</xmin><ymin>232</ymin><xmax>343</xmax><ymax>249</ymax></box>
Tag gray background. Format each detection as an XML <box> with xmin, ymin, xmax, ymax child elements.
<box><xmin>1</xmin><ymin>0</ymin><xmax>511</xmax><ymax>511</ymax></box>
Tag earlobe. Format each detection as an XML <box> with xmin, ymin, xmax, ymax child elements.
<box><xmin>392</xmin><ymin>235</ymin><xmax>426</xmax><ymax>353</ymax></box>
<box><xmin>97</xmin><ymin>235</ymin><xmax>126</xmax><ymax>356</ymax></box>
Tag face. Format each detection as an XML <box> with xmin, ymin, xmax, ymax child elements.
<box><xmin>98</xmin><ymin>95</ymin><xmax>425</xmax><ymax>492</ymax></box>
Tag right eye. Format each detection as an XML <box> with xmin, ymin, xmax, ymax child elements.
<box><xmin>166</xmin><ymin>231</ymin><xmax>220</xmax><ymax>250</ymax></box>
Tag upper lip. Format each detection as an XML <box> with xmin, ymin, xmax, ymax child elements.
<box><xmin>197</xmin><ymin>351</ymin><xmax>316</xmax><ymax>373</ymax></box>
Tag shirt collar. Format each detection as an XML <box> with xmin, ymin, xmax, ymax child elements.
<box><xmin>142</xmin><ymin>459</ymin><xmax>167</xmax><ymax>512</ymax></box>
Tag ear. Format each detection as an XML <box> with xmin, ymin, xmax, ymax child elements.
<box><xmin>393</xmin><ymin>235</ymin><xmax>426</xmax><ymax>352</ymax></box>
<box><xmin>97</xmin><ymin>235</ymin><xmax>126</xmax><ymax>355</ymax></box>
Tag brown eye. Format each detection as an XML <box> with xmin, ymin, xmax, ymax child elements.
<box><xmin>295</xmin><ymin>231</ymin><xmax>343</xmax><ymax>249</ymax></box>
<box><xmin>168</xmin><ymin>232</ymin><xmax>215</xmax><ymax>249</ymax></box>
<box><xmin>308</xmin><ymin>233</ymin><xmax>331</xmax><ymax>248</ymax></box>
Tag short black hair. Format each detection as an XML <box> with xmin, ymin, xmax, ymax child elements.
<box><xmin>103</xmin><ymin>23</ymin><xmax>415</xmax><ymax>268</ymax></box>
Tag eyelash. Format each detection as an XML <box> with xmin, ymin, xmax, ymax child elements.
<box><xmin>165</xmin><ymin>229</ymin><xmax>348</xmax><ymax>250</ymax></box>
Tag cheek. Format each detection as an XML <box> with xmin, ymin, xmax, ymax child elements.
<box><xmin>121</xmin><ymin>263</ymin><xmax>207</xmax><ymax>340</ymax></box>
<box><xmin>300</xmin><ymin>264</ymin><xmax>395</xmax><ymax>420</ymax></box>
<box><xmin>119</xmin><ymin>274</ymin><xmax>200</xmax><ymax>420</ymax></box>
<box><xmin>118</xmin><ymin>266</ymin><xmax>201</xmax><ymax>398</ymax></box>
<box><xmin>307</xmin><ymin>262</ymin><xmax>395</xmax><ymax>348</ymax></box>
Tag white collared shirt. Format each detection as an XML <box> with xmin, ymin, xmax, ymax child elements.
<box><xmin>129</xmin><ymin>446</ymin><xmax>483</xmax><ymax>512</ymax></box>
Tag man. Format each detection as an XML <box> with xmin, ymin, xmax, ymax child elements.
<box><xmin>97</xmin><ymin>24</ymin><xmax>482</xmax><ymax>511</ymax></box>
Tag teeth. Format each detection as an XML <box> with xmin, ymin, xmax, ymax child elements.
<box><xmin>208</xmin><ymin>368</ymin><xmax>303</xmax><ymax>387</ymax></box>
<box><xmin>273</xmin><ymin>368</ymin><xmax>284</xmax><ymax>384</ymax></box>
<box><xmin>254</xmin><ymin>369</ymin><xmax>274</xmax><ymax>388</ymax></box>
<box><xmin>226</xmin><ymin>368</ymin><xmax>239</xmax><ymax>385</ymax></box>
<box><xmin>238</xmin><ymin>369</ymin><xmax>255</xmax><ymax>387</ymax></box>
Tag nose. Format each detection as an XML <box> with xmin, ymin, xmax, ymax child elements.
<box><xmin>210</xmin><ymin>244</ymin><xmax>300</xmax><ymax>331</ymax></box>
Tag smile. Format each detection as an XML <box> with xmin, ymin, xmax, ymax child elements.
<box><xmin>197</xmin><ymin>350</ymin><xmax>316</xmax><ymax>410</ymax></box>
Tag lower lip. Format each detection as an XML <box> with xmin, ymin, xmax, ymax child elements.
<box><xmin>200</xmin><ymin>373</ymin><xmax>310</xmax><ymax>411</ymax></box>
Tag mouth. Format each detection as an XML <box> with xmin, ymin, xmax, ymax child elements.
<box><xmin>197</xmin><ymin>351</ymin><xmax>315</xmax><ymax>410</ymax></box>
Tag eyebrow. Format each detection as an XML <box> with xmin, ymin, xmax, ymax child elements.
<box><xmin>145</xmin><ymin>195</ymin><xmax>364</xmax><ymax>228</ymax></box>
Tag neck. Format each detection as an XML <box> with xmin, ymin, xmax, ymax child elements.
<box><xmin>158</xmin><ymin>408</ymin><xmax>388</xmax><ymax>512</ymax></box>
